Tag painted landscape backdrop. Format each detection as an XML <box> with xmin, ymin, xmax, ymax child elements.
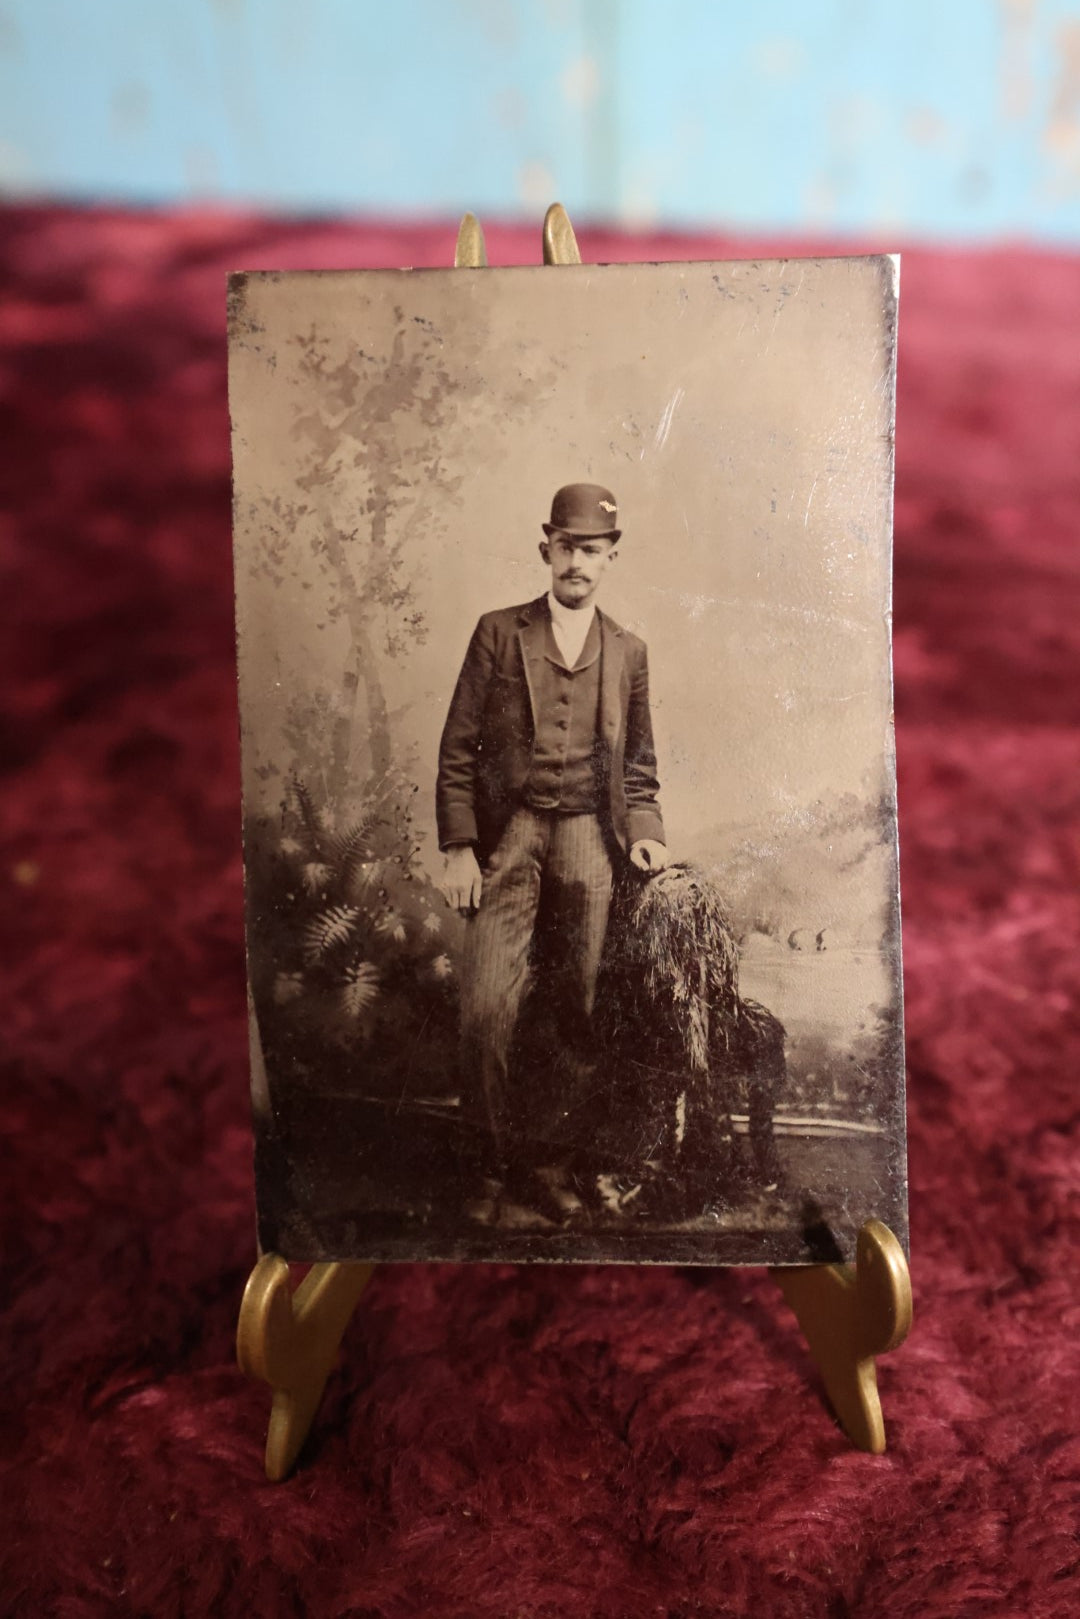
<box><xmin>230</xmin><ymin>257</ymin><xmax>907</xmax><ymax>1262</ymax></box>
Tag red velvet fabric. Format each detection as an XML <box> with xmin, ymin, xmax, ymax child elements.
<box><xmin>1</xmin><ymin>206</ymin><xmax>1078</xmax><ymax>1617</ymax></box>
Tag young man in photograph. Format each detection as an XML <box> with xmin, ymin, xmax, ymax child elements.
<box><xmin>436</xmin><ymin>482</ymin><xmax>666</xmax><ymax>1219</ymax></box>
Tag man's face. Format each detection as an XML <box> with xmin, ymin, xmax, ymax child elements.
<box><xmin>540</xmin><ymin>531</ymin><xmax>617</xmax><ymax>608</ymax></box>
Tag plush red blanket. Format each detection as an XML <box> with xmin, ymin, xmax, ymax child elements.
<box><xmin>2</xmin><ymin>206</ymin><xmax>1077</xmax><ymax>1618</ymax></box>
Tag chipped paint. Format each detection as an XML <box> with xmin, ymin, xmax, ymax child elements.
<box><xmin>5</xmin><ymin>3</ymin><xmax>1080</xmax><ymax>235</ymax></box>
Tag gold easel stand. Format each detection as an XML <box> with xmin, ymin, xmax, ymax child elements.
<box><xmin>237</xmin><ymin>205</ymin><xmax>913</xmax><ymax>1481</ymax></box>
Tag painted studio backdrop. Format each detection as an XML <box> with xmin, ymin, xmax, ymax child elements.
<box><xmin>229</xmin><ymin>255</ymin><xmax>907</xmax><ymax>1265</ymax></box>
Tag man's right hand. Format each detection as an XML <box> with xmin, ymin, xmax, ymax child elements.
<box><xmin>440</xmin><ymin>845</ymin><xmax>483</xmax><ymax>915</ymax></box>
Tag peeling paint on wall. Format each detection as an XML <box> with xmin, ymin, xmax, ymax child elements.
<box><xmin>3</xmin><ymin>0</ymin><xmax>1080</xmax><ymax>237</ymax></box>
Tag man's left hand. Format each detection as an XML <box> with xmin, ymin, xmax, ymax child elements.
<box><xmin>629</xmin><ymin>839</ymin><xmax>668</xmax><ymax>873</ymax></box>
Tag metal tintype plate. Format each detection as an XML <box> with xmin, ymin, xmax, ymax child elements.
<box><xmin>228</xmin><ymin>255</ymin><xmax>907</xmax><ymax>1266</ymax></box>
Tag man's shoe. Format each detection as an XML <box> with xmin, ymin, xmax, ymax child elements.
<box><xmin>500</xmin><ymin>1163</ymin><xmax>579</xmax><ymax>1226</ymax></box>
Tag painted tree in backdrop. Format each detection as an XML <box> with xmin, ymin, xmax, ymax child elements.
<box><xmin>233</xmin><ymin>291</ymin><xmax>560</xmax><ymax>1083</ymax></box>
<box><xmin>233</xmin><ymin>280</ymin><xmax>562</xmax><ymax>811</ymax></box>
<box><xmin>287</xmin><ymin>308</ymin><xmax>471</xmax><ymax>802</ymax></box>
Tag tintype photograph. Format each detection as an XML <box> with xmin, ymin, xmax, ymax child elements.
<box><xmin>229</xmin><ymin>254</ymin><xmax>907</xmax><ymax>1265</ymax></box>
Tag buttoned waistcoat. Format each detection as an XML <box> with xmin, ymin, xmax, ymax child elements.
<box><xmin>436</xmin><ymin>595</ymin><xmax>665</xmax><ymax>864</ymax></box>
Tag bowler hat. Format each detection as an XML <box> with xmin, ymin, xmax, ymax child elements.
<box><xmin>543</xmin><ymin>482</ymin><xmax>621</xmax><ymax>542</ymax></box>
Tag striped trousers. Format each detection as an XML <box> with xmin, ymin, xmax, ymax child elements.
<box><xmin>459</xmin><ymin>808</ymin><xmax>614</xmax><ymax>1168</ymax></box>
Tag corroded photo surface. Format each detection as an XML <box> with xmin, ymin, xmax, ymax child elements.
<box><xmin>229</xmin><ymin>254</ymin><xmax>907</xmax><ymax>1265</ymax></box>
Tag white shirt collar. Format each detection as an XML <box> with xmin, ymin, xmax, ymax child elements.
<box><xmin>546</xmin><ymin>591</ymin><xmax>596</xmax><ymax>665</ymax></box>
<box><xmin>546</xmin><ymin>590</ymin><xmax>596</xmax><ymax>636</ymax></box>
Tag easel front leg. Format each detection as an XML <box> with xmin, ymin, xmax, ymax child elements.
<box><xmin>237</xmin><ymin>1256</ymin><xmax>375</xmax><ymax>1481</ymax></box>
<box><xmin>771</xmin><ymin>1219</ymin><xmax>912</xmax><ymax>1453</ymax></box>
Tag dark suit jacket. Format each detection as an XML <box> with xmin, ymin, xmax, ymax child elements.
<box><xmin>437</xmin><ymin>595</ymin><xmax>665</xmax><ymax>862</ymax></box>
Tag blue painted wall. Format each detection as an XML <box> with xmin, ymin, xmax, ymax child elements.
<box><xmin>2</xmin><ymin>0</ymin><xmax>1080</xmax><ymax>239</ymax></box>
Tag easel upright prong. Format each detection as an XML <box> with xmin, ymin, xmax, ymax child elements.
<box><xmin>770</xmin><ymin>1219</ymin><xmax>912</xmax><ymax>1453</ymax></box>
<box><xmin>543</xmin><ymin>202</ymin><xmax>582</xmax><ymax>265</ymax></box>
<box><xmin>455</xmin><ymin>212</ymin><xmax>487</xmax><ymax>268</ymax></box>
